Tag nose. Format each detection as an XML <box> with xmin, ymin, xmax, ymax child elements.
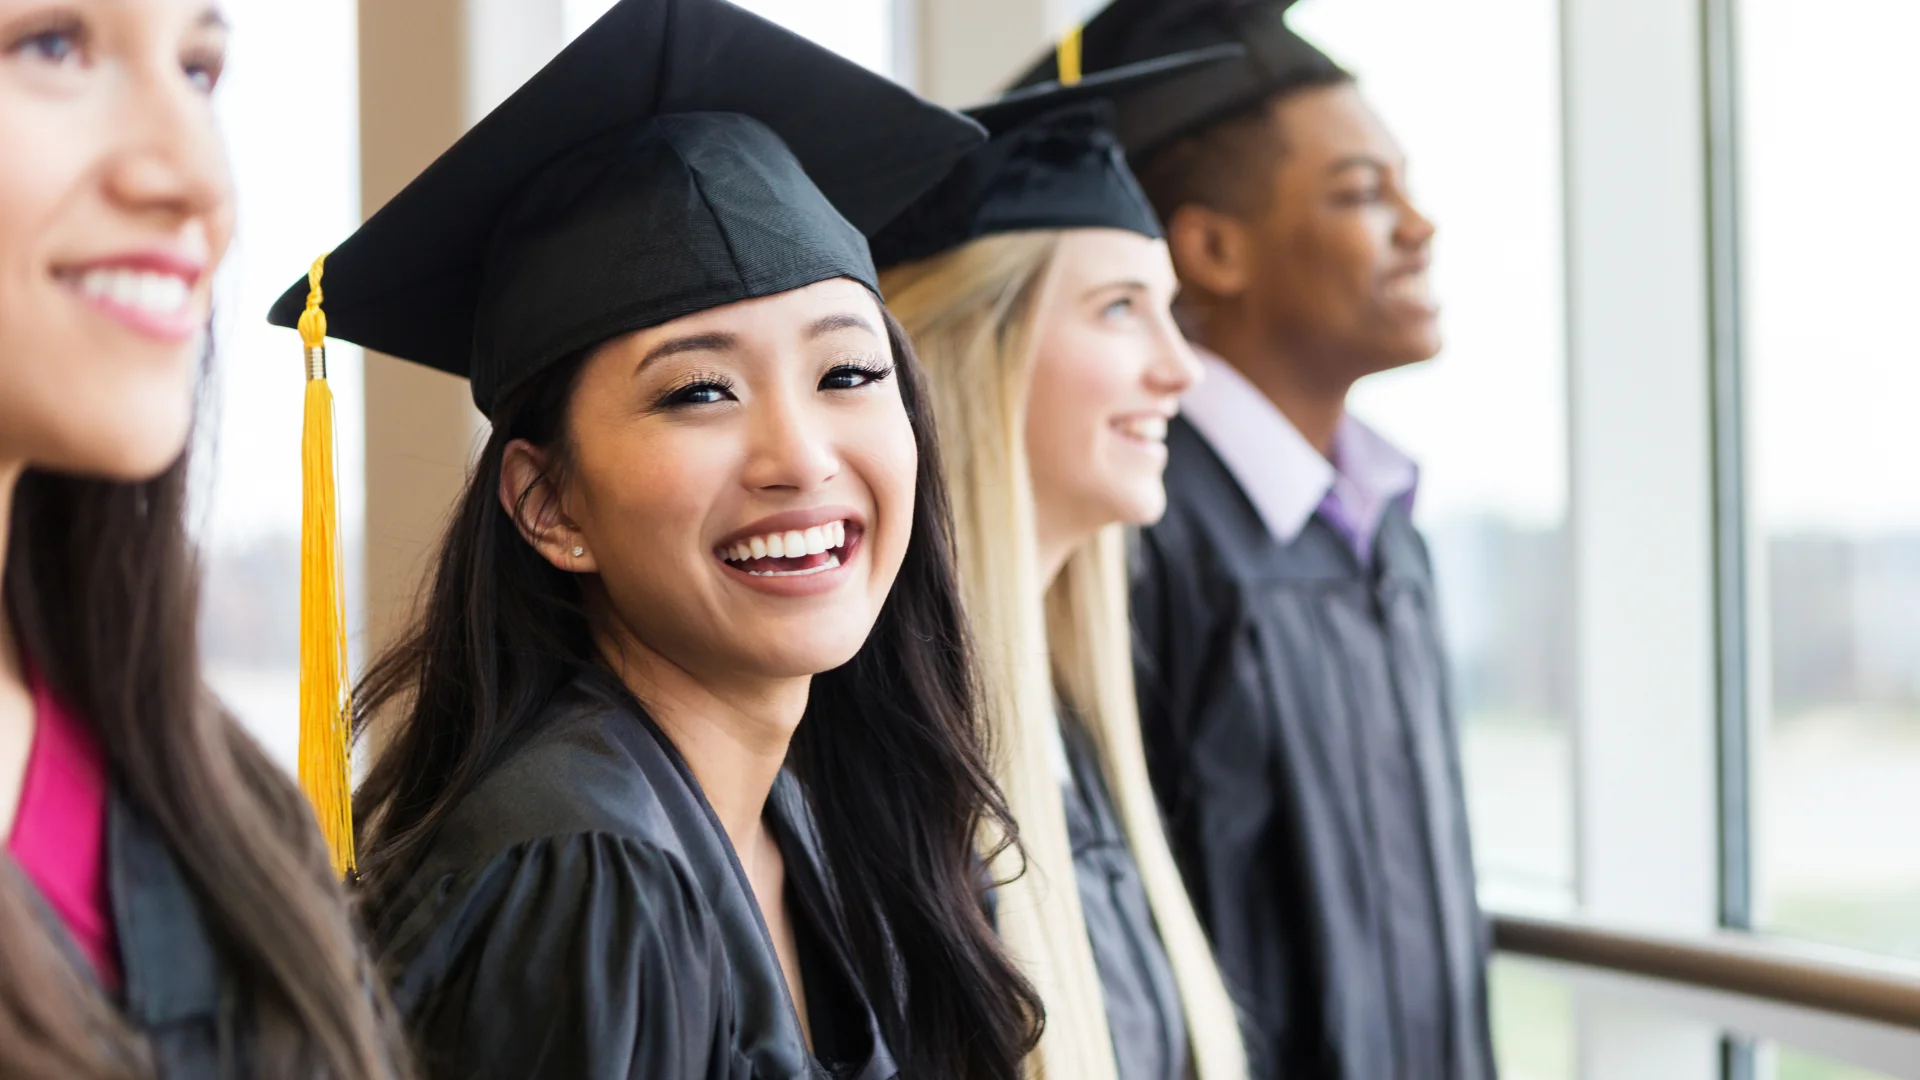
<box><xmin>741</xmin><ymin>383</ymin><xmax>841</xmax><ymax>493</ymax></box>
<box><xmin>1143</xmin><ymin>309</ymin><xmax>1202</xmax><ymax>397</ymax></box>
<box><xmin>1394</xmin><ymin>191</ymin><xmax>1437</xmax><ymax>251</ymax></box>
<box><xmin>104</xmin><ymin>63</ymin><xmax>232</xmax><ymax>234</ymax></box>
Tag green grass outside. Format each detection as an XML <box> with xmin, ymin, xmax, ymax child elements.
<box><xmin>1773</xmin><ymin>1047</ymin><xmax>1892</xmax><ymax>1080</ymax></box>
<box><xmin>1767</xmin><ymin>889</ymin><xmax>1920</xmax><ymax>964</ymax></box>
<box><xmin>1489</xmin><ymin>958</ymin><xmax>1576</xmax><ymax>1080</ymax></box>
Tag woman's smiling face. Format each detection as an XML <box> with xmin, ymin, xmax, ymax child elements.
<box><xmin>508</xmin><ymin>278</ymin><xmax>919</xmax><ymax>685</ymax></box>
<box><xmin>0</xmin><ymin>0</ymin><xmax>232</xmax><ymax>479</ymax></box>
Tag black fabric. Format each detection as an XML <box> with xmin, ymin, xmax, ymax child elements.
<box><xmin>1007</xmin><ymin>0</ymin><xmax>1348</xmax><ymax>157</ymax></box>
<box><xmin>1130</xmin><ymin>417</ymin><xmax>1495</xmax><ymax>1080</ymax></box>
<box><xmin>265</xmin><ymin>0</ymin><xmax>982</xmax><ymax>416</ymax></box>
<box><xmin>869</xmin><ymin>48</ymin><xmax>1238</xmax><ymax>270</ymax></box>
<box><xmin>372</xmin><ymin>676</ymin><xmax>896</xmax><ymax>1080</ymax></box>
<box><xmin>1058</xmin><ymin>709</ymin><xmax>1191</xmax><ymax>1080</ymax></box>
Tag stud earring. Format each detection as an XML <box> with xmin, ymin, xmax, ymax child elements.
<box><xmin>570</xmin><ymin>545</ymin><xmax>585</xmax><ymax>558</ymax></box>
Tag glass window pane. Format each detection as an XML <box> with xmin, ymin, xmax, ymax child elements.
<box><xmin>1740</xmin><ymin>0</ymin><xmax>1920</xmax><ymax>960</ymax></box>
<box><xmin>202</xmin><ymin>0</ymin><xmax>364</xmax><ymax>771</ymax></box>
<box><xmin>1489</xmin><ymin>960</ymin><xmax>1576</xmax><ymax>1080</ymax></box>
<box><xmin>566</xmin><ymin>0</ymin><xmax>896</xmax><ymax>77</ymax></box>
<box><xmin>1764</xmin><ymin>1044</ymin><xmax>1896</xmax><ymax>1080</ymax></box>
<box><xmin>1289</xmin><ymin>0</ymin><xmax>1574</xmax><ymax>900</ymax></box>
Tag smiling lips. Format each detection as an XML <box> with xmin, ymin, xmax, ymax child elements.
<box><xmin>1114</xmin><ymin>415</ymin><xmax>1170</xmax><ymax>443</ymax></box>
<box><xmin>718</xmin><ymin>519</ymin><xmax>855</xmax><ymax>578</ymax></box>
<box><xmin>59</xmin><ymin>254</ymin><xmax>206</xmax><ymax>343</ymax></box>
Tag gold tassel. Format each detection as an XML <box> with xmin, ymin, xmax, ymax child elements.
<box><xmin>1057</xmin><ymin>24</ymin><xmax>1084</xmax><ymax>87</ymax></box>
<box><xmin>296</xmin><ymin>255</ymin><xmax>355</xmax><ymax>877</ymax></box>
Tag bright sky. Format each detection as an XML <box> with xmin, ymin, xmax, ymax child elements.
<box><xmin>199</xmin><ymin>0</ymin><xmax>1919</xmax><ymax>551</ymax></box>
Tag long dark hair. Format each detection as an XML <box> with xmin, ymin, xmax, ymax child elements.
<box><xmin>0</xmin><ymin>450</ymin><xmax>407</xmax><ymax>1077</ymax></box>
<box><xmin>353</xmin><ymin>307</ymin><xmax>1045</xmax><ymax>1079</ymax></box>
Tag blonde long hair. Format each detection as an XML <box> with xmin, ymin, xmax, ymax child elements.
<box><xmin>883</xmin><ymin>233</ymin><xmax>1248</xmax><ymax>1080</ymax></box>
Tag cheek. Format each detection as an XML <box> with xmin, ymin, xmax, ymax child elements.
<box><xmin>848</xmin><ymin>403</ymin><xmax>918</xmax><ymax>587</ymax></box>
<box><xmin>0</xmin><ymin>100</ymin><xmax>197</xmax><ymax>476</ymax></box>
<box><xmin>1027</xmin><ymin>327</ymin><xmax>1129</xmax><ymax>477</ymax></box>
<box><xmin>573</xmin><ymin>427</ymin><xmax>724</xmax><ymax>565</ymax></box>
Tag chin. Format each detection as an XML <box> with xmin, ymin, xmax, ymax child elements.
<box><xmin>746</xmin><ymin>626</ymin><xmax>873</xmax><ymax>680</ymax></box>
<box><xmin>1106</xmin><ymin>484</ymin><xmax>1170</xmax><ymax>529</ymax></box>
<box><xmin>50</xmin><ymin>407</ymin><xmax>193</xmax><ymax>482</ymax></box>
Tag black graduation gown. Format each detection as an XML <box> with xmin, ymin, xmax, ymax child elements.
<box><xmin>14</xmin><ymin>785</ymin><xmax>263</xmax><ymax>1077</ymax></box>
<box><xmin>371</xmin><ymin>676</ymin><xmax>897</xmax><ymax>1080</ymax></box>
<box><xmin>1059</xmin><ymin>711</ymin><xmax>1191</xmax><ymax>1080</ymax></box>
<box><xmin>1131</xmin><ymin>416</ymin><xmax>1495</xmax><ymax>1080</ymax></box>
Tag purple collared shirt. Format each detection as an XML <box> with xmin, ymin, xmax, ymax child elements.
<box><xmin>1178</xmin><ymin>347</ymin><xmax>1419</xmax><ymax>567</ymax></box>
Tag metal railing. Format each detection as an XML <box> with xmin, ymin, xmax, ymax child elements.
<box><xmin>1493</xmin><ymin>914</ymin><xmax>1920</xmax><ymax>1031</ymax></box>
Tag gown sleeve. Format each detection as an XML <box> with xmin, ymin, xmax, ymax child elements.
<box><xmin>390</xmin><ymin>832</ymin><xmax>736</xmax><ymax>1080</ymax></box>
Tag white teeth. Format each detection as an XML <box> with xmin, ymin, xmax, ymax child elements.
<box><xmin>746</xmin><ymin>552</ymin><xmax>842</xmax><ymax>577</ymax></box>
<box><xmin>1117</xmin><ymin>416</ymin><xmax>1169</xmax><ymax>442</ymax></box>
<box><xmin>718</xmin><ymin>520</ymin><xmax>855</xmax><ymax>564</ymax></box>
<box><xmin>1385</xmin><ymin>273</ymin><xmax>1431</xmax><ymax>303</ymax></box>
<box><xmin>76</xmin><ymin>269</ymin><xmax>192</xmax><ymax>317</ymax></box>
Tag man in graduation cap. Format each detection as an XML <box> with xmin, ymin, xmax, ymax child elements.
<box><xmin>1014</xmin><ymin>4</ymin><xmax>1497</xmax><ymax>1080</ymax></box>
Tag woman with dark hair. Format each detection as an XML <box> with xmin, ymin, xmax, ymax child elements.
<box><xmin>262</xmin><ymin>2</ymin><xmax>1043</xmax><ymax>1078</ymax></box>
<box><xmin>0</xmin><ymin>1</ymin><xmax>408</xmax><ymax>1077</ymax></box>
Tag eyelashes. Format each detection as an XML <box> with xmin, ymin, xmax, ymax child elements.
<box><xmin>820</xmin><ymin>360</ymin><xmax>894</xmax><ymax>391</ymax></box>
<box><xmin>652</xmin><ymin>357</ymin><xmax>894</xmax><ymax>411</ymax></box>
<box><xmin>654</xmin><ymin>369</ymin><xmax>736</xmax><ymax>409</ymax></box>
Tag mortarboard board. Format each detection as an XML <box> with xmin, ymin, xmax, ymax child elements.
<box><xmin>267</xmin><ymin>0</ymin><xmax>985</xmax><ymax>418</ymax></box>
<box><xmin>266</xmin><ymin>0</ymin><xmax>983</xmax><ymax>877</ymax></box>
<box><xmin>1008</xmin><ymin>0</ymin><xmax>1347</xmax><ymax>158</ymax></box>
<box><xmin>868</xmin><ymin>46</ymin><xmax>1242</xmax><ymax>270</ymax></box>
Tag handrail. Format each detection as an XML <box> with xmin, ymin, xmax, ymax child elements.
<box><xmin>1493</xmin><ymin>913</ymin><xmax>1920</xmax><ymax>1030</ymax></box>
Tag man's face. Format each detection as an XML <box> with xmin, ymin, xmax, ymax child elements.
<box><xmin>1239</xmin><ymin>82</ymin><xmax>1439</xmax><ymax>383</ymax></box>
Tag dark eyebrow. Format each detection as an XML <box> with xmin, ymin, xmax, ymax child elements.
<box><xmin>197</xmin><ymin>7</ymin><xmax>231</xmax><ymax>31</ymax></box>
<box><xmin>807</xmin><ymin>312</ymin><xmax>879</xmax><ymax>339</ymax></box>
<box><xmin>637</xmin><ymin>331</ymin><xmax>736</xmax><ymax>371</ymax></box>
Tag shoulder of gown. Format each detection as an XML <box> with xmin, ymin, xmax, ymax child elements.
<box><xmin>374</xmin><ymin>688</ymin><xmax>740</xmax><ymax>1080</ymax></box>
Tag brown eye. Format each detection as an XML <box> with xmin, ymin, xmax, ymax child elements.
<box><xmin>820</xmin><ymin>362</ymin><xmax>893</xmax><ymax>391</ymax></box>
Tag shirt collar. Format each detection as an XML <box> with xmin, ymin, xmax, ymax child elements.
<box><xmin>1178</xmin><ymin>346</ymin><xmax>1419</xmax><ymax>547</ymax></box>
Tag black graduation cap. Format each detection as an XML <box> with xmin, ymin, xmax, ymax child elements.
<box><xmin>869</xmin><ymin>46</ymin><xmax>1242</xmax><ymax>270</ymax></box>
<box><xmin>1007</xmin><ymin>0</ymin><xmax>1347</xmax><ymax>158</ymax></box>
<box><xmin>266</xmin><ymin>0</ymin><xmax>985</xmax><ymax>417</ymax></box>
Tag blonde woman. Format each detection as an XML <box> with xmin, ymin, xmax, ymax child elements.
<box><xmin>873</xmin><ymin>52</ymin><xmax>1249</xmax><ymax>1080</ymax></box>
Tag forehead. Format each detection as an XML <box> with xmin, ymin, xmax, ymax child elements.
<box><xmin>1268</xmin><ymin>83</ymin><xmax>1404</xmax><ymax>169</ymax></box>
<box><xmin>631</xmin><ymin>277</ymin><xmax>881</xmax><ymax>345</ymax></box>
<box><xmin>1050</xmin><ymin>229</ymin><xmax>1174</xmax><ymax>286</ymax></box>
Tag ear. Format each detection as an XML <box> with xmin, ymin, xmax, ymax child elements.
<box><xmin>499</xmin><ymin>438</ymin><xmax>598</xmax><ymax>574</ymax></box>
<box><xmin>1163</xmin><ymin>203</ymin><xmax>1254</xmax><ymax>303</ymax></box>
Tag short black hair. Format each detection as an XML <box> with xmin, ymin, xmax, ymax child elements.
<box><xmin>1133</xmin><ymin>70</ymin><xmax>1355</xmax><ymax>223</ymax></box>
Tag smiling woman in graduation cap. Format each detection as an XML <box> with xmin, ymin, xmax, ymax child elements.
<box><xmin>874</xmin><ymin>47</ymin><xmax>1249</xmax><ymax>1080</ymax></box>
<box><xmin>262</xmin><ymin>1</ymin><xmax>1044</xmax><ymax>1077</ymax></box>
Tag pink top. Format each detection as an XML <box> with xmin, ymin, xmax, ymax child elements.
<box><xmin>6</xmin><ymin>671</ymin><xmax>119</xmax><ymax>989</ymax></box>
